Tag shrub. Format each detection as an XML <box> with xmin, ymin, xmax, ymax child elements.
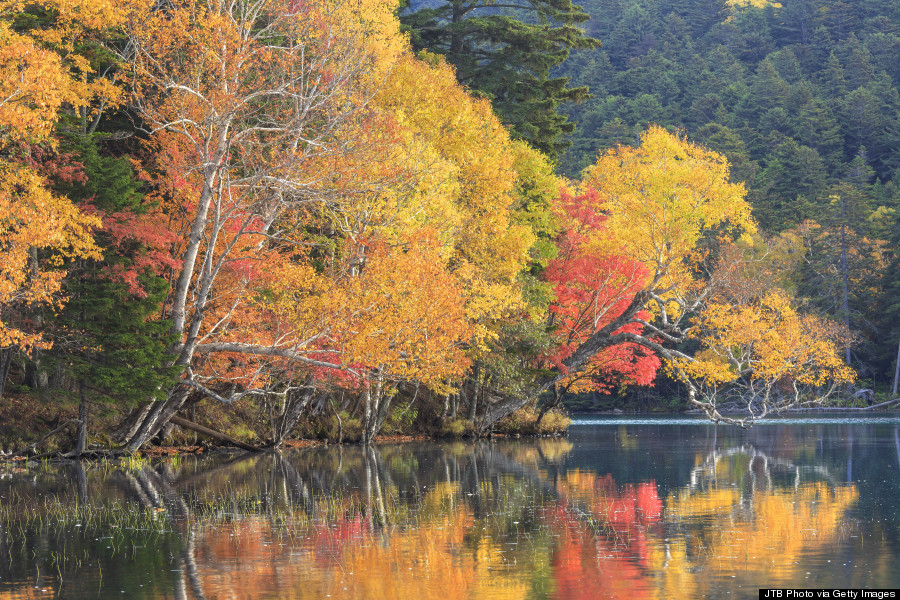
<box><xmin>535</xmin><ymin>409</ymin><xmax>571</xmax><ymax>434</ymax></box>
<box><xmin>440</xmin><ymin>417</ymin><xmax>473</xmax><ymax>438</ymax></box>
<box><xmin>494</xmin><ymin>406</ymin><xmax>570</xmax><ymax>435</ymax></box>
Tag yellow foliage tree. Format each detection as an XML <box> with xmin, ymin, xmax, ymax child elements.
<box><xmin>671</xmin><ymin>291</ymin><xmax>855</xmax><ymax>423</ymax></box>
<box><xmin>353</xmin><ymin>52</ymin><xmax>536</xmax><ymax>345</ymax></box>
<box><xmin>579</xmin><ymin>125</ymin><xmax>753</xmax><ymax>319</ymax></box>
<box><xmin>0</xmin><ymin>165</ymin><xmax>100</xmax><ymax>351</ymax></box>
<box><xmin>479</xmin><ymin>126</ymin><xmax>755</xmax><ymax>429</ymax></box>
<box><xmin>334</xmin><ymin>231</ymin><xmax>473</xmax><ymax>442</ymax></box>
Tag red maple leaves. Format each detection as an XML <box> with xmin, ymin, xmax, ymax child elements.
<box><xmin>544</xmin><ymin>189</ymin><xmax>660</xmax><ymax>392</ymax></box>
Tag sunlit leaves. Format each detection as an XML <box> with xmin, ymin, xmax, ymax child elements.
<box><xmin>336</xmin><ymin>231</ymin><xmax>472</xmax><ymax>385</ymax></box>
<box><xmin>539</xmin><ymin>127</ymin><xmax>755</xmax><ymax>391</ymax></box>
<box><xmin>0</xmin><ymin>0</ymin><xmax>126</xmax><ymax>143</ymax></box>
<box><xmin>672</xmin><ymin>291</ymin><xmax>854</xmax><ymax>416</ymax></box>
<box><xmin>545</xmin><ymin>189</ymin><xmax>661</xmax><ymax>392</ymax></box>
<box><xmin>0</xmin><ymin>161</ymin><xmax>100</xmax><ymax>349</ymax></box>
<box><xmin>371</xmin><ymin>53</ymin><xmax>535</xmax><ymax>323</ymax></box>
<box><xmin>581</xmin><ymin>126</ymin><xmax>754</xmax><ymax>289</ymax></box>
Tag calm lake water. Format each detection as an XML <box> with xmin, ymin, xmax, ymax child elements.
<box><xmin>3</xmin><ymin>414</ymin><xmax>900</xmax><ymax>599</ymax></box>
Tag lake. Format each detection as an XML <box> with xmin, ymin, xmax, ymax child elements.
<box><xmin>2</xmin><ymin>414</ymin><xmax>900</xmax><ymax>599</ymax></box>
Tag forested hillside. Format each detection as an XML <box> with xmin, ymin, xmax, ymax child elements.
<box><xmin>556</xmin><ymin>0</ymin><xmax>900</xmax><ymax>390</ymax></box>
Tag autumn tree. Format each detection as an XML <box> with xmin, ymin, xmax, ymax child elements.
<box><xmin>537</xmin><ymin>188</ymin><xmax>661</xmax><ymax>420</ymax></box>
<box><xmin>111</xmin><ymin>0</ymin><xmax>422</xmax><ymax>450</ymax></box>
<box><xmin>329</xmin><ymin>232</ymin><xmax>473</xmax><ymax>444</ymax></box>
<box><xmin>474</xmin><ymin>126</ymin><xmax>846</xmax><ymax>430</ymax></box>
<box><xmin>671</xmin><ymin>290</ymin><xmax>854</xmax><ymax>423</ymax></box>
<box><xmin>253</xmin><ymin>50</ymin><xmax>543</xmax><ymax>444</ymax></box>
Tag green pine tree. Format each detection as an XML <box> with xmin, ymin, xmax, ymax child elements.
<box><xmin>400</xmin><ymin>0</ymin><xmax>600</xmax><ymax>160</ymax></box>
<box><xmin>49</xmin><ymin>139</ymin><xmax>181</xmax><ymax>453</ymax></box>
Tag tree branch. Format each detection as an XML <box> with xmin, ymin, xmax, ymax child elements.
<box><xmin>192</xmin><ymin>342</ymin><xmax>351</xmax><ymax>372</ymax></box>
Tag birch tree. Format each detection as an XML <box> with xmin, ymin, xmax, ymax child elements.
<box><xmin>119</xmin><ymin>0</ymin><xmax>391</xmax><ymax>449</ymax></box>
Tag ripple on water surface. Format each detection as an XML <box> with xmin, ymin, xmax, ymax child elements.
<box><xmin>571</xmin><ymin>412</ymin><xmax>900</xmax><ymax>426</ymax></box>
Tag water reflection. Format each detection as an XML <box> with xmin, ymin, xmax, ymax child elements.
<box><xmin>2</xmin><ymin>422</ymin><xmax>900</xmax><ymax>599</ymax></box>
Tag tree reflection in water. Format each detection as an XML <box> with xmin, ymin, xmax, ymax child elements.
<box><xmin>1</xmin><ymin>428</ymin><xmax>892</xmax><ymax>599</ymax></box>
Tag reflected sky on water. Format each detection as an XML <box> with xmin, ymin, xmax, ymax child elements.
<box><xmin>2</xmin><ymin>415</ymin><xmax>900</xmax><ymax>599</ymax></box>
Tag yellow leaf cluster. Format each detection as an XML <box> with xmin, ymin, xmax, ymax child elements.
<box><xmin>581</xmin><ymin>126</ymin><xmax>754</xmax><ymax>311</ymax></box>
<box><xmin>264</xmin><ymin>232</ymin><xmax>473</xmax><ymax>385</ymax></box>
<box><xmin>0</xmin><ymin>0</ymin><xmax>117</xmax><ymax>350</ymax></box>
<box><xmin>0</xmin><ymin>0</ymin><xmax>127</xmax><ymax>144</ymax></box>
<box><xmin>0</xmin><ymin>162</ymin><xmax>101</xmax><ymax>349</ymax></box>
<box><xmin>330</xmin><ymin>0</ymin><xmax>407</xmax><ymax>76</ymax></box>
<box><xmin>370</xmin><ymin>55</ymin><xmax>536</xmax><ymax>340</ymax></box>
<box><xmin>336</xmin><ymin>233</ymin><xmax>472</xmax><ymax>383</ymax></box>
<box><xmin>0</xmin><ymin>23</ymin><xmax>76</xmax><ymax>143</ymax></box>
<box><xmin>673</xmin><ymin>291</ymin><xmax>854</xmax><ymax>390</ymax></box>
<box><xmin>324</xmin><ymin>49</ymin><xmax>538</xmax><ymax>351</ymax></box>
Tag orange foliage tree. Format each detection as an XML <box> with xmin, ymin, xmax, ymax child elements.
<box><xmin>330</xmin><ymin>232</ymin><xmax>473</xmax><ymax>443</ymax></box>
<box><xmin>251</xmin><ymin>51</ymin><xmax>539</xmax><ymax>443</ymax></box>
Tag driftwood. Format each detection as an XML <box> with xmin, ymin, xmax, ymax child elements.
<box><xmin>169</xmin><ymin>416</ymin><xmax>261</xmax><ymax>452</ymax></box>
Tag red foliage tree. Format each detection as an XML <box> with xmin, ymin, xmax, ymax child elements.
<box><xmin>543</xmin><ymin>189</ymin><xmax>661</xmax><ymax>398</ymax></box>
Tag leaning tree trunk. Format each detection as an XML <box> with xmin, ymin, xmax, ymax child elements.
<box><xmin>475</xmin><ymin>291</ymin><xmax>653</xmax><ymax>435</ymax></box>
<box><xmin>123</xmin><ymin>386</ymin><xmax>192</xmax><ymax>452</ymax></box>
<box><xmin>535</xmin><ymin>386</ymin><xmax>563</xmax><ymax>428</ymax></box>
<box><xmin>121</xmin><ymin>150</ymin><xmax>225</xmax><ymax>452</ymax></box>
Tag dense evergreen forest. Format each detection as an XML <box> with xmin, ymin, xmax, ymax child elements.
<box><xmin>556</xmin><ymin>0</ymin><xmax>900</xmax><ymax>390</ymax></box>
<box><xmin>0</xmin><ymin>0</ymin><xmax>878</xmax><ymax>455</ymax></box>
